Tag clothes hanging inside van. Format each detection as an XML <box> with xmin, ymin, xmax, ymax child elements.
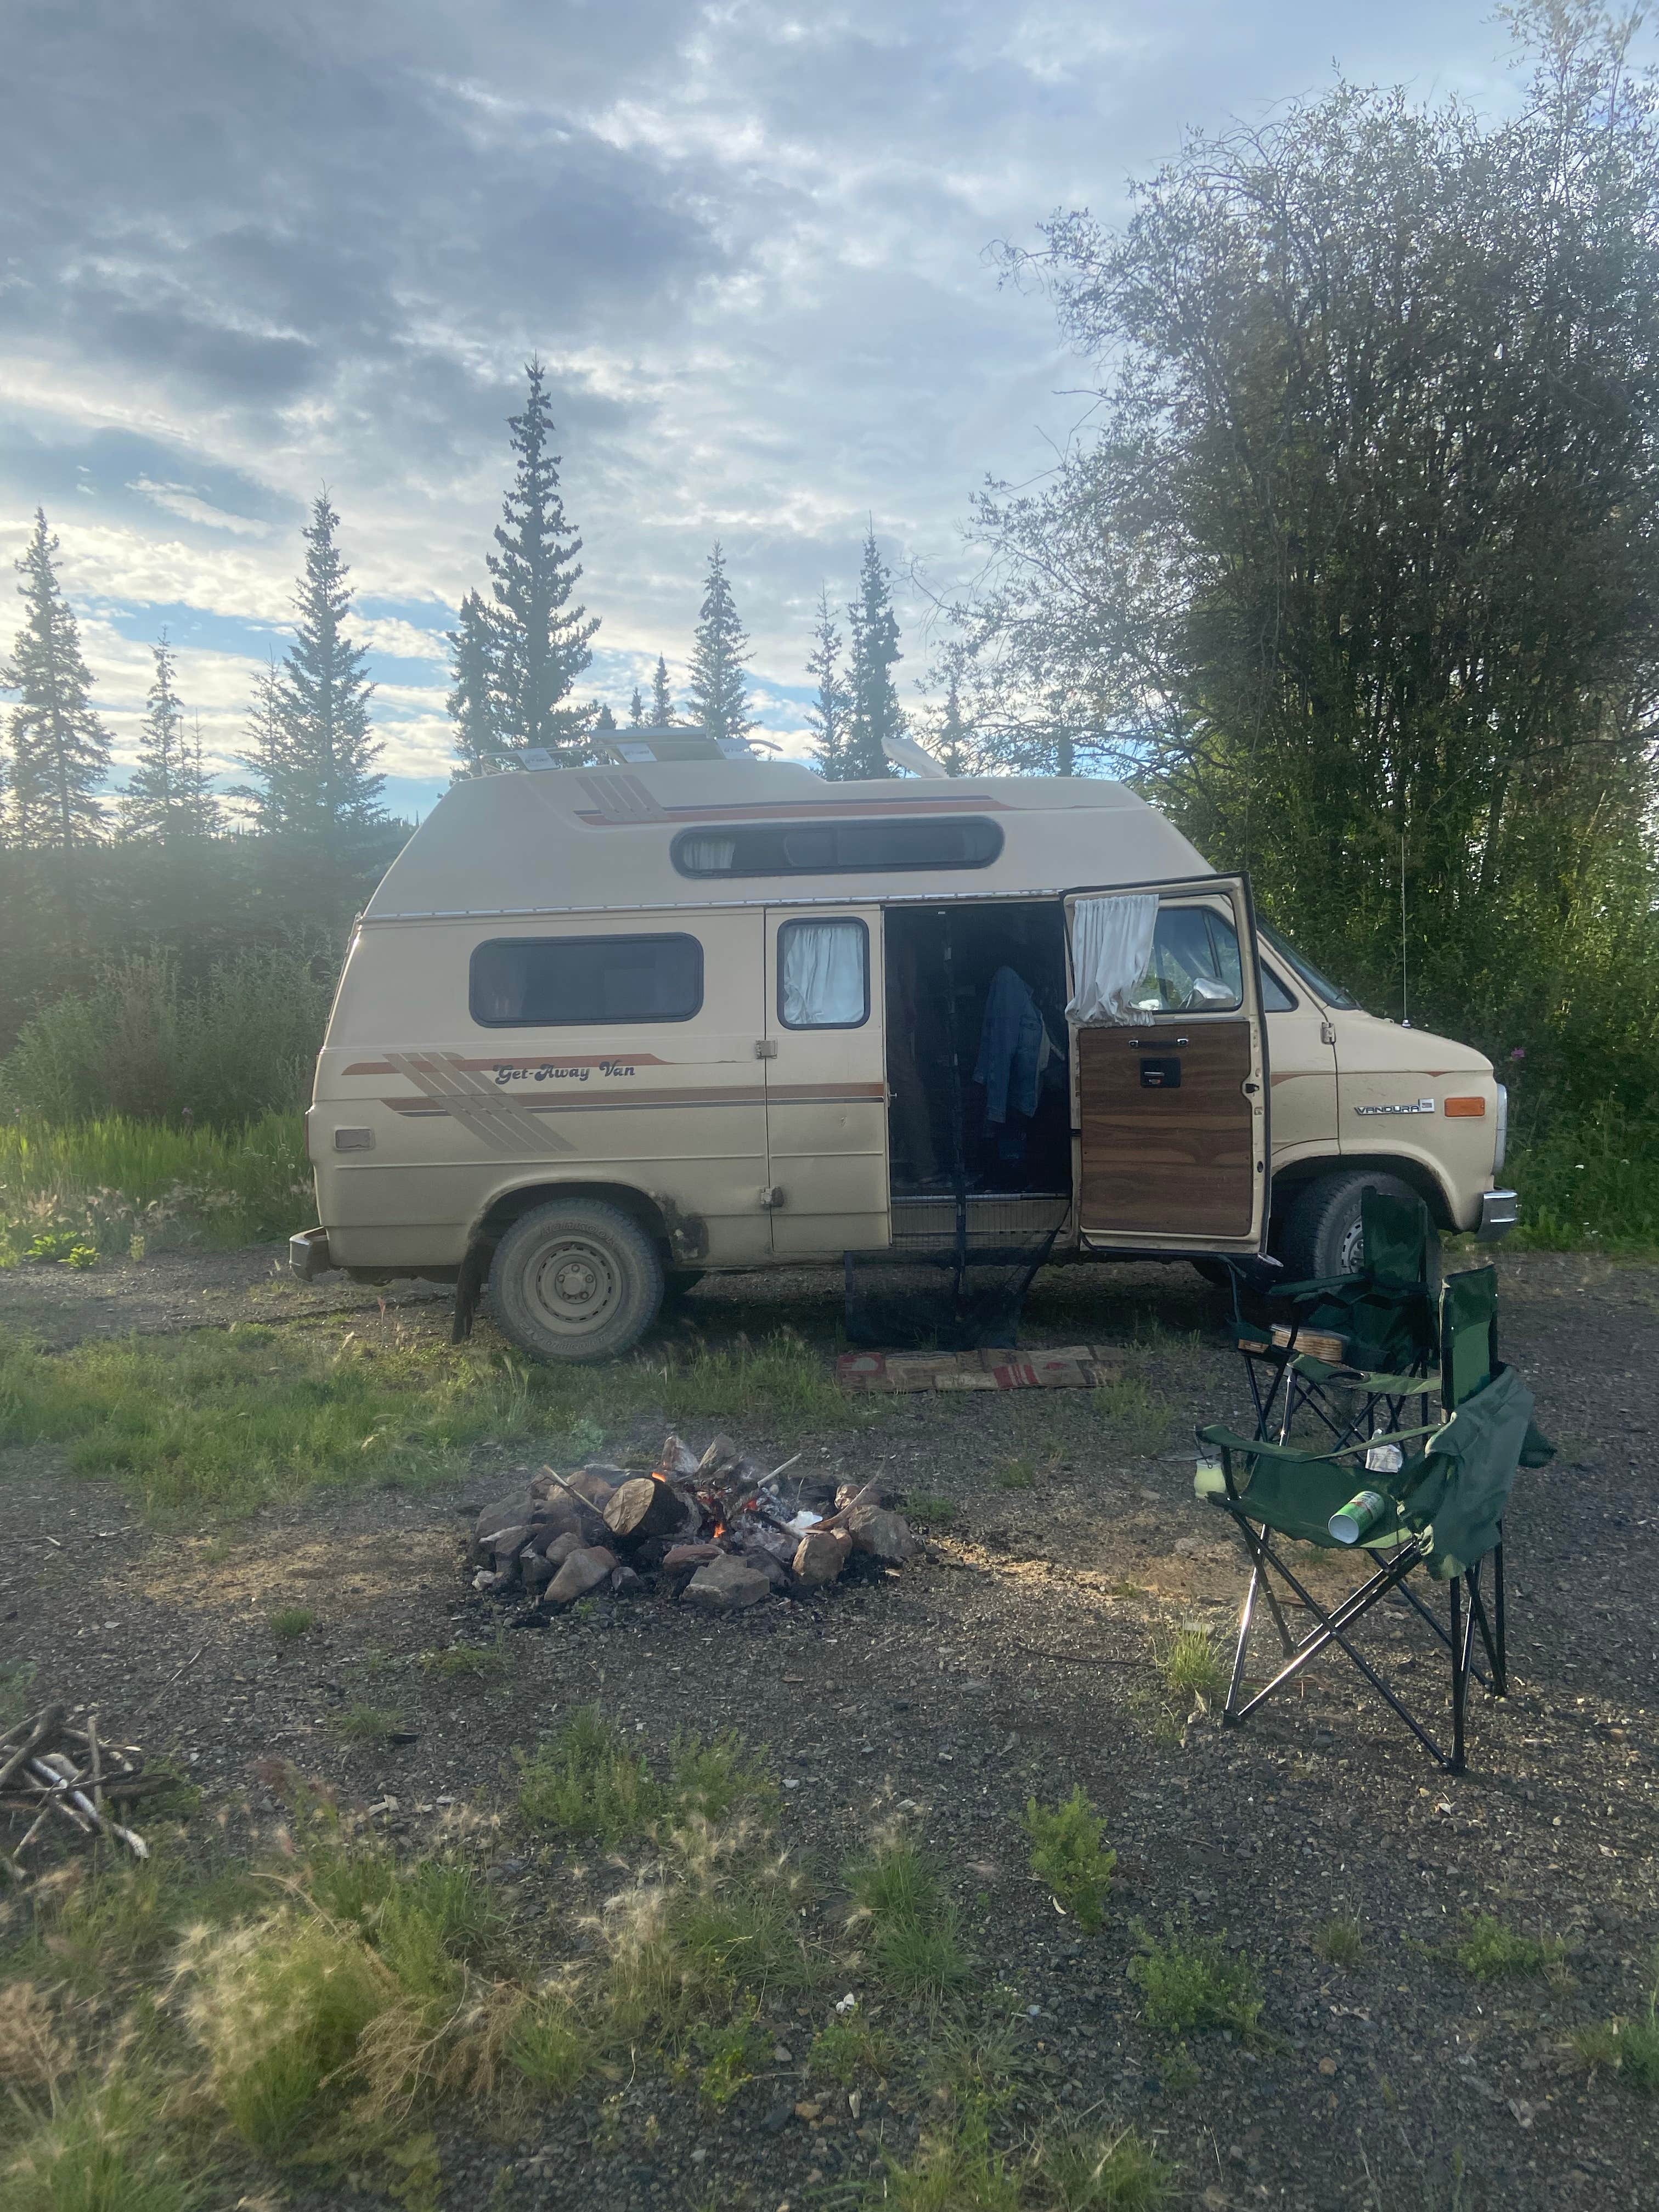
<box><xmin>973</xmin><ymin>966</ymin><xmax>1060</xmax><ymax>1129</ymax></box>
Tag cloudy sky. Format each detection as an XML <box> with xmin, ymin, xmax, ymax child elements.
<box><xmin>3</xmin><ymin>0</ymin><xmax>1528</xmax><ymax>818</ymax></box>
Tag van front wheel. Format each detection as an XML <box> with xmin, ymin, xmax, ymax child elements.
<box><xmin>1278</xmin><ymin>1170</ymin><xmax>1420</xmax><ymax>1283</ymax></box>
<box><xmin>487</xmin><ymin>1199</ymin><xmax>664</xmax><ymax>1364</ymax></box>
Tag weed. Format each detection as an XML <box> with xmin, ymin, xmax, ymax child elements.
<box><xmin>877</xmin><ymin>2097</ymin><xmax>1021</xmax><ymax>2212</ymax></box>
<box><xmin>1097</xmin><ymin>1375</ymin><xmax>1172</xmax><ymax>1460</ymax></box>
<box><xmin>1024</xmin><ymin>1788</ymin><xmax>1116</xmax><ymax>1932</ymax></box>
<box><xmin>1155</xmin><ymin>1628</ymin><xmax>1226</xmax><ymax>1706</ymax></box>
<box><xmin>1313</xmin><ymin>1915</ymin><xmax>1365</xmax><ymax>1971</ymax></box>
<box><xmin>1572</xmin><ymin>1950</ymin><xmax>1659</xmax><ymax>2092</ymax></box>
<box><xmin>691</xmin><ymin>2001</ymin><xmax>768</xmax><ymax>2107</ymax></box>
<box><xmin>670</xmin><ymin>1730</ymin><xmax>777</xmax><ymax>1824</ymax></box>
<box><xmin>1029</xmin><ymin>2124</ymin><xmax>1172</xmax><ymax>2210</ymax></box>
<box><xmin>810</xmin><ymin>2013</ymin><xmax>898</xmax><ymax>2084</ymax></box>
<box><xmin>420</xmin><ymin>1635</ymin><xmax>510</xmax><ymax>1685</ymax></box>
<box><xmin>330</xmin><ymin>1703</ymin><xmax>406</xmax><ymax>1747</ymax></box>
<box><xmin>906</xmin><ymin>1493</ymin><xmax>956</xmax><ymax>1526</ymax></box>
<box><xmin>2</xmin><ymin>2070</ymin><xmax>191</xmax><ymax>2212</ymax></box>
<box><xmin>515</xmin><ymin>1707</ymin><xmax>663</xmax><ymax>1844</ymax></box>
<box><xmin>997</xmin><ymin>1459</ymin><xmax>1036</xmax><ymax>1492</ymax></box>
<box><xmin>505</xmin><ymin>1991</ymin><xmax>592</xmax><ymax>2099</ymax></box>
<box><xmin>847</xmin><ymin>1836</ymin><xmax>972</xmax><ymax>2000</ymax></box>
<box><xmin>1128</xmin><ymin>1917</ymin><xmax>1264</xmax><ymax>2041</ymax></box>
<box><xmin>0</xmin><ymin>1656</ymin><xmax>38</xmax><ymax>1728</ymax></box>
<box><xmin>1453</xmin><ymin>1912</ymin><xmax>1566</xmax><ymax>1981</ymax></box>
<box><xmin>269</xmin><ymin>1605</ymin><xmax>317</xmax><ymax>1642</ymax></box>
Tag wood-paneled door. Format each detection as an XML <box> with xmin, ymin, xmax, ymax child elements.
<box><xmin>1066</xmin><ymin>877</ymin><xmax>1270</xmax><ymax>1254</ymax></box>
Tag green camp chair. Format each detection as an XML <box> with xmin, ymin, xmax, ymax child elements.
<box><xmin>1238</xmin><ymin>1188</ymin><xmax>1441</xmax><ymax>1449</ymax></box>
<box><xmin>1197</xmin><ymin>1266</ymin><xmax>1552</xmax><ymax>1771</ymax></box>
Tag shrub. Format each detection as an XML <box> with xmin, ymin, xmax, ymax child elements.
<box><xmin>1128</xmin><ymin>1917</ymin><xmax>1263</xmax><ymax>2040</ymax></box>
<box><xmin>1024</xmin><ymin>1788</ymin><xmax>1116</xmax><ymax>1931</ymax></box>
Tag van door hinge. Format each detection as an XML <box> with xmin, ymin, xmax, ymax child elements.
<box><xmin>754</xmin><ymin>1039</ymin><xmax>778</xmax><ymax>1059</ymax></box>
<box><xmin>1320</xmin><ymin>1019</ymin><xmax>1336</xmax><ymax>1046</ymax></box>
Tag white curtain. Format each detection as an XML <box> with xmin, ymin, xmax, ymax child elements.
<box><xmin>781</xmin><ymin>919</ymin><xmax>867</xmax><ymax>1026</ymax></box>
<box><xmin>678</xmin><ymin>834</ymin><xmax>737</xmax><ymax>872</ymax></box>
<box><xmin>1065</xmin><ymin>894</ymin><xmax>1160</xmax><ymax>1025</ymax></box>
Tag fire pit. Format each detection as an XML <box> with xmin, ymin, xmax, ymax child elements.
<box><xmin>471</xmin><ymin>1432</ymin><xmax>920</xmax><ymax>1615</ymax></box>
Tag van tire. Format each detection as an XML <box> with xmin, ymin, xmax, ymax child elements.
<box><xmin>1278</xmin><ymin>1170</ymin><xmax>1419</xmax><ymax>1283</ymax></box>
<box><xmin>487</xmin><ymin>1199</ymin><xmax>663</xmax><ymax>1364</ymax></box>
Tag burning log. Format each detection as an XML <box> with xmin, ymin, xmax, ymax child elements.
<box><xmin>603</xmin><ymin>1477</ymin><xmax>688</xmax><ymax>1548</ymax></box>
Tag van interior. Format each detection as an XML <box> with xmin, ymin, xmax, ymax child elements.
<box><xmin>884</xmin><ymin>901</ymin><xmax>1072</xmax><ymax>1230</ymax></box>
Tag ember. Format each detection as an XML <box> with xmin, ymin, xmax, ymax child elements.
<box><xmin>471</xmin><ymin>1432</ymin><xmax>919</xmax><ymax>1614</ymax></box>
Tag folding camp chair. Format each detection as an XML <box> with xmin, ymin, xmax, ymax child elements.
<box><xmin>1237</xmin><ymin>1188</ymin><xmax>1441</xmax><ymax>1449</ymax></box>
<box><xmin>1197</xmin><ymin>1266</ymin><xmax>1551</xmax><ymax>1771</ymax></box>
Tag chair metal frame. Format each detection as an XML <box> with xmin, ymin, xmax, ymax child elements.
<box><xmin>1205</xmin><ymin>1267</ymin><xmax>1508</xmax><ymax>1774</ymax></box>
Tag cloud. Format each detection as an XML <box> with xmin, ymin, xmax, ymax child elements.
<box><xmin>1</xmin><ymin>0</ymin><xmax>1542</xmax><ymax>815</ymax></box>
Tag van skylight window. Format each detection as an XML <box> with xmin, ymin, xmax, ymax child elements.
<box><xmin>671</xmin><ymin>817</ymin><xmax>1002</xmax><ymax>877</ymax></box>
<box><xmin>470</xmin><ymin>934</ymin><xmax>703</xmax><ymax>1026</ymax></box>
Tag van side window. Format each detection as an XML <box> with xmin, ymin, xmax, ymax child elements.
<box><xmin>778</xmin><ymin>917</ymin><xmax>869</xmax><ymax>1029</ymax></box>
<box><xmin>470</xmin><ymin>934</ymin><xmax>703</xmax><ymax>1026</ymax></box>
<box><xmin>1128</xmin><ymin>906</ymin><xmax>1296</xmax><ymax>1013</ymax></box>
<box><xmin>674</xmin><ymin>819</ymin><xmax>1002</xmax><ymax>876</ymax></box>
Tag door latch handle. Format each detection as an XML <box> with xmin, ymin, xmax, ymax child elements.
<box><xmin>759</xmin><ymin>1185</ymin><xmax>786</xmax><ymax>1210</ymax></box>
<box><xmin>754</xmin><ymin>1039</ymin><xmax>778</xmax><ymax>1059</ymax></box>
<box><xmin>1242</xmin><ymin>1080</ymin><xmax>1260</xmax><ymax>1094</ymax></box>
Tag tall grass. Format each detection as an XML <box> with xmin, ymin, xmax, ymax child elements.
<box><xmin>0</xmin><ymin>1113</ymin><xmax>312</xmax><ymax>1263</ymax></box>
<box><xmin>1507</xmin><ymin>1108</ymin><xmax>1659</xmax><ymax>1254</ymax></box>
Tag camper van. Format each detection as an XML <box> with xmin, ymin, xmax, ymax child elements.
<box><xmin>291</xmin><ymin>760</ymin><xmax>1517</xmax><ymax>1362</ymax></box>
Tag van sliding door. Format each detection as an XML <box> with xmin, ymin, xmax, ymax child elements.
<box><xmin>762</xmin><ymin>905</ymin><xmax>890</xmax><ymax>1256</ymax></box>
<box><xmin>1065</xmin><ymin>877</ymin><xmax>1269</xmax><ymax>1253</ymax></box>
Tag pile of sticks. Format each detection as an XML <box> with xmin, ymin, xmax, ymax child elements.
<box><xmin>1</xmin><ymin>1703</ymin><xmax>154</xmax><ymax>1876</ymax></box>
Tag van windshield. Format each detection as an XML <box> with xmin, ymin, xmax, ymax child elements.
<box><xmin>1257</xmin><ymin>922</ymin><xmax>1358</xmax><ymax>1009</ymax></box>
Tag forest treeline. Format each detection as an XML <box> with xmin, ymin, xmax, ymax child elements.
<box><xmin>2</xmin><ymin>1</ymin><xmax>1656</xmax><ymax>1166</ymax></box>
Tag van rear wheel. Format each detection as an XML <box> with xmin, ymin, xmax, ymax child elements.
<box><xmin>487</xmin><ymin>1199</ymin><xmax>663</xmax><ymax>1364</ymax></box>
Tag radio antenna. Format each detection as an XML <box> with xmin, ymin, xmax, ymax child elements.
<box><xmin>1400</xmin><ymin>823</ymin><xmax>1410</xmax><ymax>1029</ymax></box>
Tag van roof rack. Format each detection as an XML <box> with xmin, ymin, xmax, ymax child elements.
<box><xmin>598</xmin><ymin>728</ymin><xmax>766</xmax><ymax>766</ymax></box>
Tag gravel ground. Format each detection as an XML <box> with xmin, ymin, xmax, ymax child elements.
<box><xmin>1</xmin><ymin>1246</ymin><xmax>1655</xmax><ymax>2210</ymax></box>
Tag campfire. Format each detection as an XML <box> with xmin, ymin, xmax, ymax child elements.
<box><xmin>471</xmin><ymin>1432</ymin><xmax>919</xmax><ymax>1614</ymax></box>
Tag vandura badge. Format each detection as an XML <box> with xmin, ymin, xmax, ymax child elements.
<box><xmin>1354</xmin><ymin>1098</ymin><xmax>1437</xmax><ymax>1116</ymax></box>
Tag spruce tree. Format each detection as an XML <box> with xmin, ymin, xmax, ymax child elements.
<box><xmin>685</xmin><ymin>543</ymin><xmax>754</xmax><ymax>743</ymax></box>
<box><xmin>240</xmin><ymin>493</ymin><xmax>383</xmax><ymax>851</ymax></box>
<box><xmin>628</xmin><ymin>686</ymin><xmax>645</xmax><ymax>727</ymax></box>
<box><xmin>595</xmin><ymin>703</ymin><xmax>617</xmax><ymax>734</ymax></box>
<box><xmin>3</xmin><ymin>509</ymin><xmax>111</xmax><ymax>849</ymax></box>
<box><xmin>843</xmin><ymin>531</ymin><xmax>901</xmax><ymax>778</ymax></box>
<box><xmin>122</xmin><ymin>634</ymin><xmax>218</xmax><ymax>838</ymax></box>
<box><xmin>936</xmin><ymin>667</ymin><xmax>972</xmax><ymax>776</ymax></box>
<box><xmin>651</xmin><ymin>654</ymin><xmax>674</xmax><ymax>727</ymax></box>
<box><xmin>805</xmin><ymin>584</ymin><xmax>849</xmax><ymax>778</ymax></box>
<box><xmin>447</xmin><ymin>589</ymin><xmax>503</xmax><ymax>776</ymax></box>
<box><xmin>485</xmin><ymin>359</ymin><xmax>599</xmax><ymax>761</ymax></box>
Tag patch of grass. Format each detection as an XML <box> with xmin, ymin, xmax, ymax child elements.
<box><xmin>0</xmin><ymin>1656</ymin><xmax>38</xmax><ymax>1728</ymax></box>
<box><xmin>689</xmin><ymin>2001</ymin><xmax>768</xmax><ymax>2107</ymax></box>
<box><xmin>1128</xmin><ymin>1916</ymin><xmax>1264</xmax><ymax>2041</ymax></box>
<box><xmin>669</xmin><ymin>1730</ymin><xmax>777</xmax><ymax>1824</ymax></box>
<box><xmin>1507</xmin><ymin>1109</ymin><xmax>1659</xmax><ymax>1255</ymax></box>
<box><xmin>877</xmin><ymin>2100</ymin><xmax>1022</xmax><ymax>2212</ymax></box>
<box><xmin>268</xmin><ymin>1605</ymin><xmax>317</xmax><ymax>1642</ymax></box>
<box><xmin>419</xmin><ymin>1635</ymin><xmax>510</xmax><ymax>1685</ymax></box>
<box><xmin>811</xmin><ymin>2012</ymin><xmax>898</xmax><ymax>2084</ymax></box>
<box><xmin>1155</xmin><ymin>1627</ymin><xmax>1226</xmax><ymax>1706</ymax></box>
<box><xmin>847</xmin><ymin>1835</ymin><xmax>972</xmax><ymax>2000</ymax></box>
<box><xmin>0</xmin><ymin>1110</ymin><xmax>313</xmax><ymax>1266</ymax></box>
<box><xmin>1453</xmin><ymin>1912</ymin><xmax>1566</xmax><ymax>1981</ymax></box>
<box><xmin>1096</xmin><ymin>1375</ymin><xmax>1172</xmax><ymax>1460</ymax></box>
<box><xmin>1574</xmin><ymin>1955</ymin><xmax>1659</xmax><ymax>2094</ymax></box>
<box><xmin>505</xmin><ymin>1991</ymin><xmax>592</xmax><ymax>2099</ymax></box>
<box><xmin>1313</xmin><ymin>1915</ymin><xmax>1365</xmax><ymax>1971</ymax></box>
<box><xmin>515</xmin><ymin>1707</ymin><xmax>664</xmax><ymax>1844</ymax></box>
<box><xmin>906</xmin><ymin>1493</ymin><xmax>956</xmax><ymax>1526</ymax></box>
<box><xmin>1</xmin><ymin>2070</ymin><xmax>193</xmax><ymax>2212</ymax></box>
<box><xmin>1029</xmin><ymin>2124</ymin><xmax>1173</xmax><ymax>2210</ymax></box>
<box><xmin>0</xmin><ymin>1320</ymin><xmax>877</xmax><ymax>1521</ymax></box>
<box><xmin>1024</xmin><ymin>1788</ymin><xmax>1116</xmax><ymax>1932</ymax></box>
<box><xmin>329</xmin><ymin>1703</ymin><xmax>405</xmax><ymax>1748</ymax></box>
<box><xmin>996</xmin><ymin>1458</ymin><xmax>1036</xmax><ymax>1492</ymax></box>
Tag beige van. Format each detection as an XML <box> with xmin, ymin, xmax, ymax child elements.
<box><xmin>291</xmin><ymin>759</ymin><xmax>1516</xmax><ymax>1361</ymax></box>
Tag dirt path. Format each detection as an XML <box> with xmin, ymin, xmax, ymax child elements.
<box><xmin>1</xmin><ymin>1248</ymin><xmax>1655</xmax><ymax>2211</ymax></box>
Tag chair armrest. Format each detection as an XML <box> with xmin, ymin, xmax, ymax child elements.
<box><xmin>1195</xmin><ymin>1422</ymin><xmax>1366</xmax><ymax>1468</ymax></box>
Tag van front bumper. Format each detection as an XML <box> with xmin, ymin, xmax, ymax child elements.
<box><xmin>289</xmin><ymin>1227</ymin><xmax>335</xmax><ymax>1280</ymax></box>
<box><xmin>1476</xmin><ymin>1189</ymin><xmax>1519</xmax><ymax>1241</ymax></box>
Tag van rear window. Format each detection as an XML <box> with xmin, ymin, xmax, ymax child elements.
<box><xmin>470</xmin><ymin>934</ymin><xmax>703</xmax><ymax>1026</ymax></box>
<box><xmin>672</xmin><ymin>817</ymin><xmax>1002</xmax><ymax>877</ymax></box>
